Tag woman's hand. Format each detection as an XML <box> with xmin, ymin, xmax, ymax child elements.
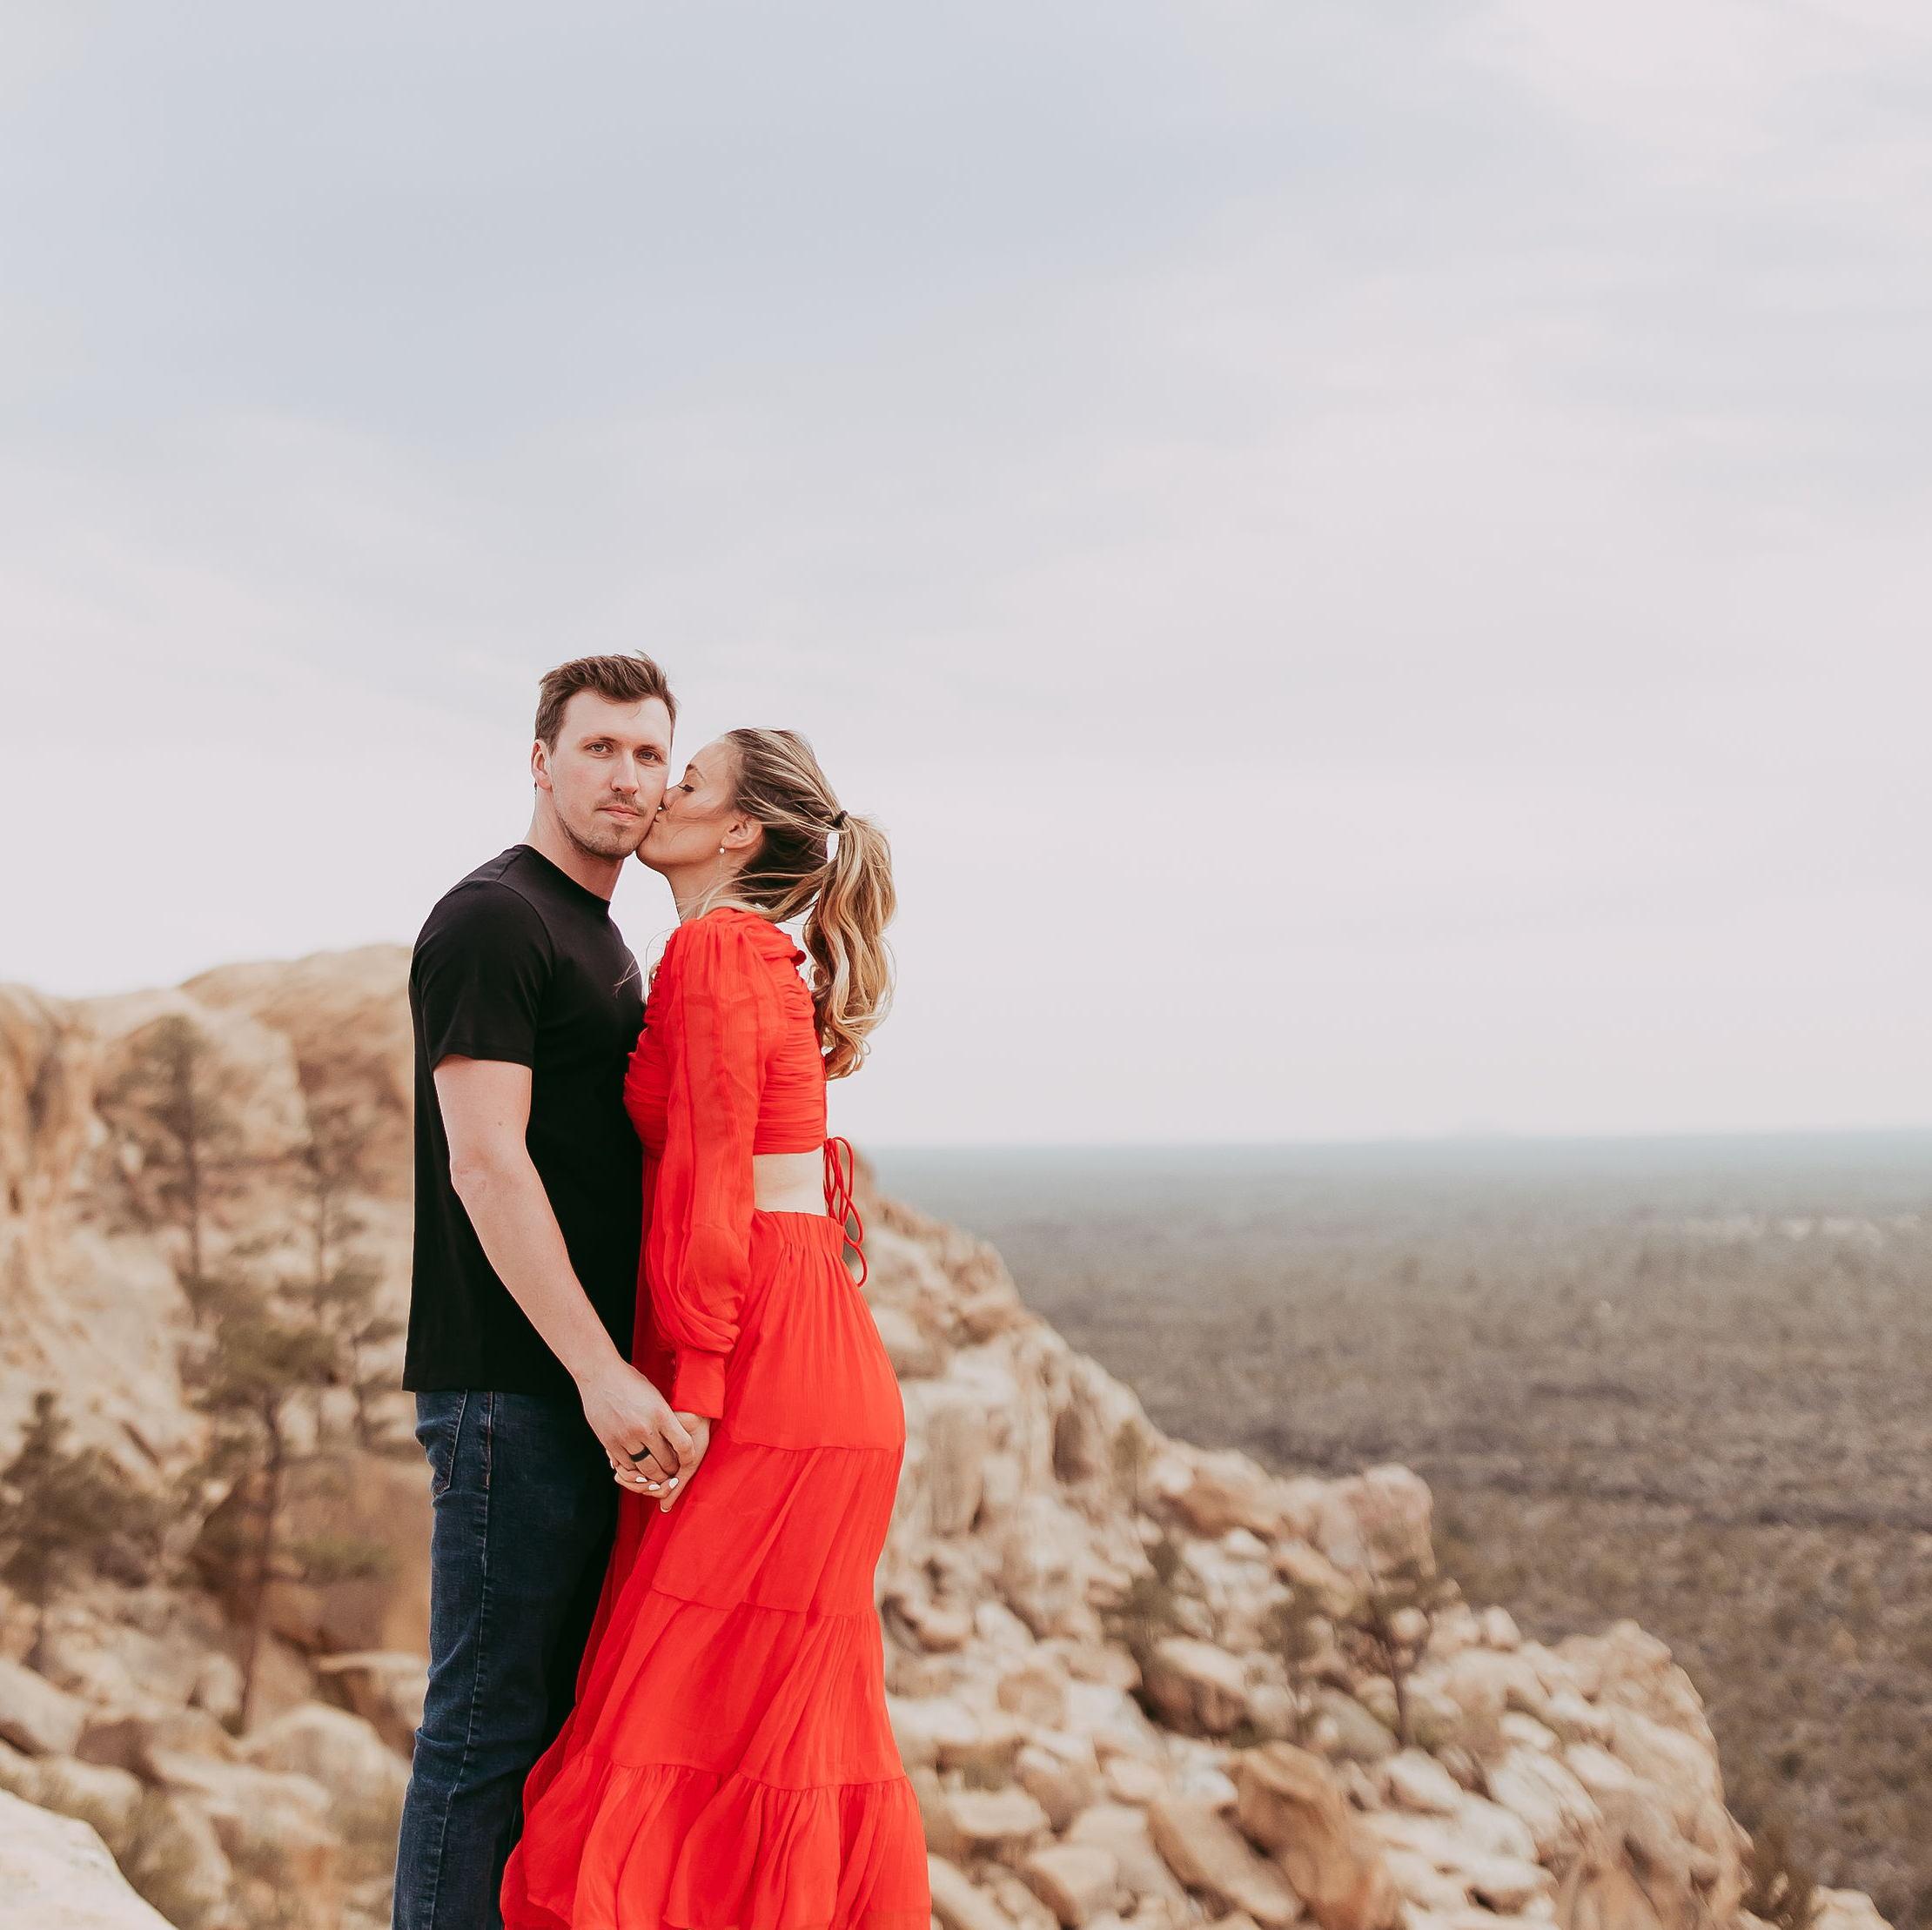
<box><xmin>612</xmin><ymin>1412</ymin><xmax>712</xmax><ymax>1511</ymax></box>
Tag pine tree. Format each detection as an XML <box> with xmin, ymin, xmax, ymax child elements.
<box><xmin>186</xmin><ymin>1270</ymin><xmax>396</xmax><ymax>1731</ymax></box>
<box><xmin>102</xmin><ymin>1013</ymin><xmax>252</xmax><ymax>1310</ymax></box>
<box><xmin>295</xmin><ymin>1095</ymin><xmax>404</xmax><ymax>1447</ymax></box>
<box><xmin>0</xmin><ymin>1391</ymin><xmax>165</xmax><ymax>1665</ymax></box>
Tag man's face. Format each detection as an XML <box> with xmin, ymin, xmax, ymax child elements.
<box><xmin>533</xmin><ymin>690</ymin><xmax>674</xmax><ymax>861</ymax></box>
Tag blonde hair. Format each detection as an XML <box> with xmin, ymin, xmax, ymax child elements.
<box><xmin>686</xmin><ymin>728</ymin><xmax>896</xmax><ymax>1079</ymax></box>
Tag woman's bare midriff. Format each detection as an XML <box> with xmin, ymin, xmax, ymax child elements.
<box><xmin>753</xmin><ymin>1148</ymin><xmax>827</xmax><ymax>1215</ymax></box>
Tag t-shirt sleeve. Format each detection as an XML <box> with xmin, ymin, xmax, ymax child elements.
<box><xmin>644</xmin><ymin>917</ymin><xmax>768</xmax><ymax>1418</ymax></box>
<box><xmin>411</xmin><ymin>881</ymin><xmax>552</xmax><ymax>1069</ymax></box>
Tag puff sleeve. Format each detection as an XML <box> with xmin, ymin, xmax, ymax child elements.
<box><xmin>644</xmin><ymin>916</ymin><xmax>769</xmax><ymax>1418</ymax></box>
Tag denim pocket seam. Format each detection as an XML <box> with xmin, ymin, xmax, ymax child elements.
<box><xmin>429</xmin><ymin>1390</ymin><xmax>468</xmax><ymax>1502</ymax></box>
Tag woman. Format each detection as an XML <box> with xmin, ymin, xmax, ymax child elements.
<box><xmin>500</xmin><ymin>727</ymin><xmax>929</xmax><ymax>1930</ymax></box>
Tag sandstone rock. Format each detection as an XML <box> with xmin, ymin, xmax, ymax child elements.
<box><xmin>872</xmin><ymin>1303</ymin><xmax>949</xmax><ymax>1379</ymax></box>
<box><xmin>941</xmin><ymin>1712</ymin><xmax>1028</xmax><ymax>1784</ymax></box>
<box><xmin>928</xmin><ymin>1857</ymin><xmax>1010</xmax><ymax>1930</ymax></box>
<box><xmin>0</xmin><ymin>1786</ymin><xmax>177</xmax><ymax>1930</ymax></box>
<box><xmin>989</xmin><ymin>1867</ymin><xmax>1061</xmax><ymax>1930</ymax></box>
<box><xmin>1150</xmin><ymin>1451</ymin><xmax>1287</xmax><ymax>1539</ymax></box>
<box><xmin>1015</xmin><ymin>1738</ymin><xmax>1101</xmax><ymax>1831</ymax></box>
<box><xmin>1499</xmin><ymin>1711</ymin><xmax>1559</xmax><ymax>1754</ymax></box>
<box><xmin>1307</xmin><ymin>1687</ymin><xmax>1399</xmax><ymax>1764</ymax></box>
<box><xmin>916</xmin><ymin>1388</ymin><xmax>991</xmax><ymax>1537</ymax></box>
<box><xmin>1362</xmin><ymin>1812</ymin><xmax>1551</xmax><ymax>1912</ymax></box>
<box><xmin>238</xmin><ymin>1701</ymin><xmax>409</xmax><ymax>1819</ymax></box>
<box><xmin>929</xmin><ymin>1785</ymin><xmax>1052</xmax><ymax>1862</ymax></box>
<box><xmin>1432</xmin><ymin>1649</ymin><xmax>1548</xmax><ymax>1732</ymax></box>
<box><xmin>998</xmin><ymin>1659</ymin><xmax>1071</xmax><ymax>1730</ymax></box>
<box><xmin>312</xmin><ymin>1651</ymin><xmax>426</xmax><ymax>1757</ymax></box>
<box><xmin>1001</xmin><ymin>1497</ymin><xmax>1090</xmax><ymax>1638</ymax></box>
<box><xmin>1146</xmin><ymin>1793</ymin><xmax>1301</xmax><ymax>1929</ymax></box>
<box><xmin>0</xmin><ymin>1660</ymin><xmax>85</xmax><ymax>1758</ymax></box>
<box><xmin>77</xmin><ymin>1707</ymin><xmax>237</xmax><ymax>1779</ymax></box>
<box><xmin>1379</xmin><ymin>1749</ymin><xmax>1462</xmax><ymax>1816</ymax></box>
<box><xmin>0</xmin><ymin>1752</ymin><xmax>145</xmax><ymax>1858</ymax></box>
<box><xmin>1365</xmin><ymin>1674</ymin><xmax>1466</xmax><ymax>1752</ymax></box>
<box><xmin>1282</xmin><ymin>1466</ymin><xmax>1433</xmax><ymax>1584</ymax></box>
<box><xmin>1479</xmin><ymin>1608</ymin><xmax>1522</xmax><ymax>1651</ymax></box>
<box><xmin>1023</xmin><ymin>1844</ymin><xmax>1122</xmax><ymax>1927</ymax></box>
<box><xmin>1272</xmin><ymin>1540</ymin><xmax>1362</xmax><ymax>1621</ymax></box>
<box><xmin>1243</xmin><ymin>1682</ymin><xmax>1302</xmax><ymax>1744</ymax></box>
<box><xmin>1231</xmin><ymin>1745</ymin><xmax>1401</xmax><ymax>1930</ymax></box>
<box><xmin>1466</xmin><ymin>1853</ymin><xmax>1555</xmax><ymax>1913</ymax></box>
<box><xmin>1540</xmin><ymin>1689</ymin><xmax>1613</xmax><ymax>1749</ymax></box>
<box><xmin>1066</xmin><ymin>1802</ymin><xmax>1191</xmax><ymax>1910</ymax></box>
<box><xmin>1554</xmin><ymin>1860</ymin><xmax>1669</xmax><ymax>1930</ymax></box>
<box><xmin>1103</xmin><ymin>1753</ymin><xmax>1168</xmax><ymax>1806</ymax></box>
<box><xmin>889</xmin><ymin>1696</ymin><xmax>980</xmax><ymax>1773</ymax></box>
<box><xmin>1485</xmin><ymin>1746</ymin><xmax>1606</xmax><ymax>1861</ymax></box>
<box><xmin>1141</xmin><ymin>1638</ymin><xmax>1248</xmax><ymax>1737</ymax></box>
<box><xmin>978</xmin><ymin>1601</ymin><xmax>1042</xmax><ymax>1653</ymax></box>
<box><xmin>144</xmin><ymin>1748</ymin><xmax>334</xmax><ymax>1871</ymax></box>
<box><xmin>1812</xmin><ymin>1890</ymin><xmax>1895</xmax><ymax>1930</ymax></box>
<box><xmin>1379</xmin><ymin>1847</ymin><xmax>1467</xmax><ymax>1912</ymax></box>
<box><xmin>1449</xmin><ymin>1792</ymin><xmax>1539</xmax><ymax>1863</ymax></box>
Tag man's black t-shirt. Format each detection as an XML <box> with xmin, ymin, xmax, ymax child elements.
<box><xmin>404</xmin><ymin>843</ymin><xmax>646</xmax><ymax>1397</ymax></box>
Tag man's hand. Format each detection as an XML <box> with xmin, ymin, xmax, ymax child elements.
<box><xmin>613</xmin><ymin>1412</ymin><xmax>712</xmax><ymax>1512</ymax></box>
<box><xmin>578</xmin><ymin>1357</ymin><xmax>694</xmax><ymax>1486</ymax></box>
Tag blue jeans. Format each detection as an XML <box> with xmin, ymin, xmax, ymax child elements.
<box><xmin>391</xmin><ymin>1389</ymin><xmax>617</xmax><ymax>1930</ymax></box>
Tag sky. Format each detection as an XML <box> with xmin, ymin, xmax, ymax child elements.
<box><xmin>1</xmin><ymin>1</ymin><xmax>1928</xmax><ymax>1146</ymax></box>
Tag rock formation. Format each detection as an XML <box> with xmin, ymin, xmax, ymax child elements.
<box><xmin>0</xmin><ymin>949</ymin><xmax>1896</xmax><ymax>1930</ymax></box>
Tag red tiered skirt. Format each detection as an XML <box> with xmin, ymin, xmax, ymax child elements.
<box><xmin>500</xmin><ymin>1209</ymin><xmax>928</xmax><ymax>1930</ymax></box>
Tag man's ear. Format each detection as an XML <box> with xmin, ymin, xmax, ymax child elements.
<box><xmin>530</xmin><ymin>739</ymin><xmax>553</xmax><ymax>793</ymax></box>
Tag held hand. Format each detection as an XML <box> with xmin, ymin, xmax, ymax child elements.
<box><xmin>578</xmin><ymin>1357</ymin><xmax>694</xmax><ymax>1485</ymax></box>
<box><xmin>613</xmin><ymin>1412</ymin><xmax>711</xmax><ymax>1511</ymax></box>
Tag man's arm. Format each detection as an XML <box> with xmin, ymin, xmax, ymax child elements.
<box><xmin>434</xmin><ymin>1054</ymin><xmax>693</xmax><ymax>1476</ymax></box>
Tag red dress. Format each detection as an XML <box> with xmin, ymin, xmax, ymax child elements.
<box><xmin>500</xmin><ymin>908</ymin><xmax>929</xmax><ymax>1930</ymax></box>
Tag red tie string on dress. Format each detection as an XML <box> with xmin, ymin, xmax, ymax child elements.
<box><xmin>822</xmin><ymin>1134</ymin><xmax>867</xmax><ymax>1289</ymax></box>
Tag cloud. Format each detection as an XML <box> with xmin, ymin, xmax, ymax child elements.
<box><xmin>1</xmin><ymin>0</ymin><xmax>1927</xmax><ymax>1139</ymax></box>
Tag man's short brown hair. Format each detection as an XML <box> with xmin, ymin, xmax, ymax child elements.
<box><xmin>533</xmin><ymin>653</ymin><xmax>677</xmax><ymax>748</ymax></box>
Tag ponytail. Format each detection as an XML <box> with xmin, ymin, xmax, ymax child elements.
<box><xmin>715</xmin><ymin>727</ymin><xmax>896</xmax><ymax>1078</ymax></box>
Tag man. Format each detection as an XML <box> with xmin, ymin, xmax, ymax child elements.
<box><xmin>392</xmin><ymin>652</ymin><xmax>693</xmax><ymax>1930</ymax></box>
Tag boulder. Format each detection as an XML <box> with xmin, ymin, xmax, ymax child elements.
<box><xmin>0</xmin><ymin>1787</ymin><xmax>176</xmax><ymax>1930</ymax></box>
<box><xmin>998</xmin><ymin>1659</ymin><xmax>1071</xmax><ymax>1731</ymax></box>
<box><xmin>1231</xmin><ymin>1745</ymin><xmax>1402</xmax><ymax>1930</ymax></box>
<box><xmin>237</xmin><ymin>1701</ymin><xmax>409</xmax><ymax>1819</ymax></box>
<box><xmin>1147</xmin><ymin>1793</ymin><xmax>1302</xmax><ymax>1929</ymax></box>
<box><xmin>928</xmin><ymin>1857</ymin><xmax>1010</xmax><ymax>1930</ymax></box>
<box><xmin>1306</xmin><ymin>1688</ymin><xmax>1399</xmax><ymax>1765</ymax></box>
<box><xmin>0</xmin><ymin>1661</ymin><xmax>85</xmax><ymax>1759</ymax></box>
<box><xmin>1015</xmin><ymin>1738</ymin><xmax>1101</xmax><ymax>1831</ymax></box>
<box><xmin>1150</xmin><ymin>1451</ymin><xmax>1287</xmax><ymax>1539</ymax></box>
<box><xmin>1484</xmin><ymin>1746</ymin><xmax>1606</xmax><ymax>1861</ymax></box>
<box><xmin>312</xmin><ymin>1651</ymin><xmax>426</xmax><ymax>1757</ymax></box>
<box><xmin>1141</xmin><ymin>1638</ymin><xmax>1249</xmax><ymax>1736</ymax></box>
<box><xmin>1023</xmin><ymin>1844</ymin><xmax>1122</xmax><ymax>1927</ymax></box>
<box><xmin>887</xmin><ymin>1697</ymin><xmax>980</xmax><ymax>1774</ymax></box>
<box><xmin>1812</xmin><ymin>1892</ymin><xmax>1895</xmax><ymax>1930</ymax></box>
<box><xmin>119</xmin><ymin>1787</ymin><xmax>239</xmax><ymax>1929</ymax></box>
<box><xmin>77</xmin><ymin>1708</ymin><xmax>237</xmax><ymax>1779</ymax></box>
<box><xmin>871</xmin><ymin>1303</ymin><xmax>949</xmax><ymax>1380</ymax></box>
<box><xmin>1379</xmin><ymin>1749</ymin><xmax>1462</xmax><ymax>1816</ymax></box>
<box><xmin>1001</xmin><ymin>1497</ymin><xmax>1090</xmax><ymax>1638</ymax></box>
<box><xmin>0</xmin><ymin>1752</ymin><xmax>144</xmax><ymax>1858</ymax></box>
<box><xmin>929</xmin><ymin>1785</ymin><xmax>1052</xmax><ymax>1862</ymax></box>
<box><xmin>1065</xmin><ymin>1803</ymin><xmax>1191</xmax><ymax>1910</ymax></box>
